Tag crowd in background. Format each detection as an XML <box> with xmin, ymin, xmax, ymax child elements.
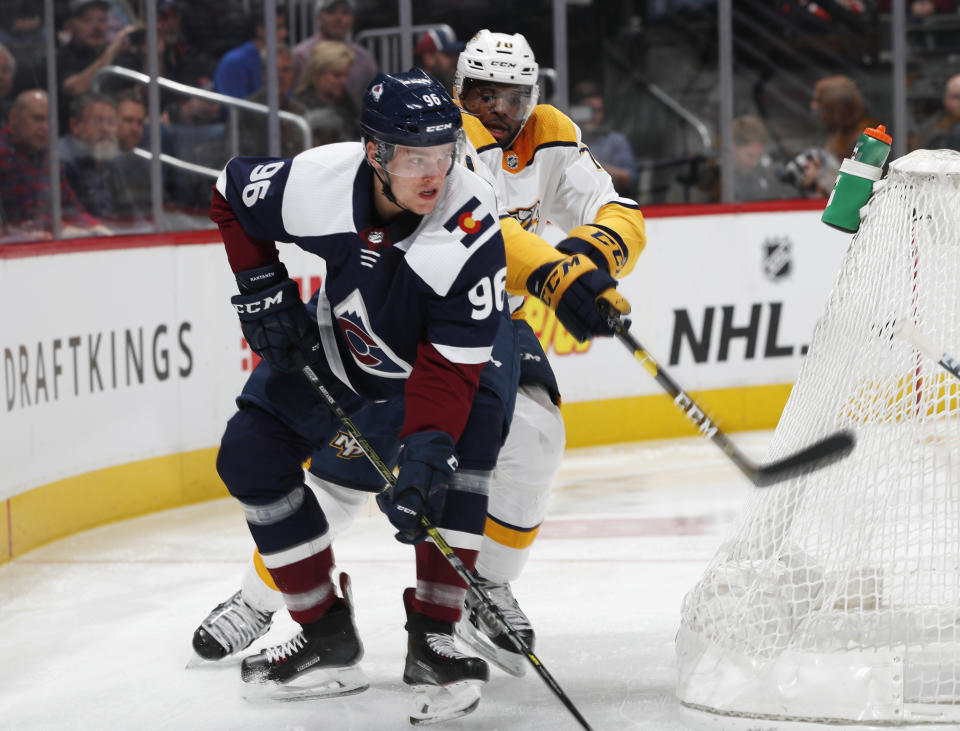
<box><xmin>3</xmin><ymin>0</ymin><xmax>960</xmax><ymax>242</ymax></box>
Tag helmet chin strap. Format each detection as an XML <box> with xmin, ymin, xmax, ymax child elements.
<box><xmin>372</xmin><ymin>165</ymin><xmax>409</xmax><ymax>213</ymax></box>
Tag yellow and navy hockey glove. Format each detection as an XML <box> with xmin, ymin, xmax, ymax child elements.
<box><xmin>526</xmin><ymin>254</ymin><xmax>631</xmax><ymax>342</ymax></box>
<box><xmin>555</xmin><ymin>224</ymin><xmax>632</xmax><ymax>278</ymax></box>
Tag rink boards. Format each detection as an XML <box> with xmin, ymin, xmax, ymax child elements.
<box><xmin>0</xmin><ymin>201</ymin><xmax>850</xmax><ymax>560</ymax></box>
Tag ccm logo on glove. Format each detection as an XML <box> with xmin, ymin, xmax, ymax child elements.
<box><xmin>233</xmin><ymin>290</ymin><xmax>286</xmax><ymax>314</ymax></box>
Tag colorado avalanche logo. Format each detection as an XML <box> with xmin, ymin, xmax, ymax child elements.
<box><xmin>334</xmin><ymin>290</ymin><xmax>411</xmax><ymax>378</ymax></box>
<box><xmin>370</xmin><ymin>83</ymin><xmax>383</xmax><ymax>102</ymax></box>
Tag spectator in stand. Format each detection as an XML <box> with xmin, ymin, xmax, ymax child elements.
<box><xmin>54</xmin><ymin>0</ymin><xmax>144</xmax><ymax>122</ymax></box>
<box><xmin>0</xmin><ymin>89</ymin><xmax>108</xmax><ymax>239</ymax></box>
<box><xmin>59</xmin><ymin>91</ymin><xmax>144</xmax><ymax>226</ymax></box>
<box><xmin>0</xmin><ymin>44</ymin><xmax>15</xmax><ymax>126</ymax></box>
<box><xmin>292</xmin><ymin>0</ymin><xmax>377</xmax><ymax>109</ymax></box>
<box><xmin>570</xmin><ymin>80</ymin><xmax>638</xmax><ymax>197</ymax></box>
<box><xmin>165</xmin><ymin>75</ymin><xmax>227</xmax><ymax>212</ymax></box>
<box><xmin>876</xmin><ymin>0</ymin><xmax>958</xmax><ymax>19</ymax></box>
<box><xmin>240</xmin><ymin>43</ymin><xmax>309</xmax><ymax>157</ymax></box>
<box><xmin>213</xmin><ymin>1</ymin><xmax>288</xmax><ymax>100</ymax></box>
<box><xmin>0</xmin><ymin>2</ymin><xmax>46</xmax><ymax>94</ymax></box>
<box><xmin>786</xmin><ymin>74</ymin><xmax>874</xmax><ymax>197</ymax></box>
<box><xmin>112</xmin><ymin>89</ymin><xmax>153</xmax><ymax>214</ymax></box>
<box><xmin>414</xmin><ymin>27</ymin><xmax>465</xmax><ymax>94</ymax></box>
<box><xmin>915</xmin><ymin>73</ymin><xmax>960</xmax><ymax>150</ymax></box>
<box><xmin>292</xmin><ymin>41</ymin><xmax>357</xmax><ymax>143</ymax></box>
<box><xmin>156</xmin><ymin>0</ymin><xmax>212</xmax><ymax>87</ymax></box>
<box><xmin>696</xmin><ymin>115</ymin><xmax>794</xmax><ymax>202</ymax></box>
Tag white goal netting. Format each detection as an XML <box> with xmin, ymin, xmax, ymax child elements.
<box><xmin>676</xmin><ymin>149</ymin><xmax>960</xmax><ymax>728</ymax></box>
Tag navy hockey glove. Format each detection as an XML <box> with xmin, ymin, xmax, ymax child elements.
<box><xmin>376</xmin><ymin>431</ymin><xmax>458</xmax><ymax>545</ymax></box>
<box><xmin>231</xmin><ymin>262</ymin><xmax>322</xmax><ymax>373</ymax></box>
<box><xmin>526</xmin><ymin>254</ymin><xmax>631</xmax><ymax>342</ymax></box>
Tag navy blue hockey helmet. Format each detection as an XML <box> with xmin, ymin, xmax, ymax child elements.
<box><xmin>360</xmin><ymin>68</ymin><xmax>463</xmax><ymax>148</ymax></box>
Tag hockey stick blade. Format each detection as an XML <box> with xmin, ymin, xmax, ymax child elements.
<box><xmin>894</xmin><ymin>320</ymin><xmax>960</xmax><ymax>382</ymax></box>
<box><xmin>745</xmin><ymin>430</ymin><xmax>855</xmax><ymax>487</ymax></box>
<box><xmin>602</xmin><ymin>308</ymin><xmax>855</xmax><ymax>488</ymax></box>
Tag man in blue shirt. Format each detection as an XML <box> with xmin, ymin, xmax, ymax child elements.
<box><xmin>213</xmin><ymin>0</ymin><xmax>288</xmax><ymax>99</ymax></box>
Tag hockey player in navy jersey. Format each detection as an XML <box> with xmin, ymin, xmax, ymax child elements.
<box><xmin>205</xmin><ymin>68</ymin><xmax>513</xmax><ymax>722</ymax></box>
<box><xmin>192</xmin><ymin>36</ymin><xmax>640</xmax><ymax>700</ymax></box>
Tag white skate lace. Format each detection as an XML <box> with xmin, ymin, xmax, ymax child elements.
<box><xmin>425</xmin><ymin>631</ymin><xmax>466</xmax><ymax>659</ymax></box>
<box><xmin>202</xmin><ymin>591</ymin><xmax>273</xmax><ymax>654</ymax></box>
<box><xmin>264</xmin><ymin>631</ymin><xmax>307</xmax><ymax>663</ymax></box>
<box><xmin>474</xmin><ymin>580</ymin><xmax>532</xmax><ymax>632</ymax></box>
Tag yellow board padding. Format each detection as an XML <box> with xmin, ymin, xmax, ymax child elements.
<box><xmin>3</xmin><ymin>447</ymin><xmax>226</xmax><ymax>564</ymax></box>
<box><xmin>1</xmin><ymin>383</ymin><xmax>795</xmax><ymax>566</ymax></box>
<box><xmin>561</xmin><ymin>382</ymin><xmax>794</xmax><ymax>448</ymax></box>
<box><xmin>484</xmin><ymin>517</ymin><xmax>541</xmax><ymax>549</ymax></box>
<box><xmin>253</xmin><ymin>549</ymin><xmax>280</xmax><ymax>590</ymax></box>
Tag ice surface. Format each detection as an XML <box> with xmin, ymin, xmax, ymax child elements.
<box><xmin>0</xmin><ymin>433</ymin><xmax>766</xmax><ymax>730</ymax></box>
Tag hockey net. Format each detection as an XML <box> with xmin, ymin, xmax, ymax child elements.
<box><xmin>676</xmin><ymin>149</ymin><xmax>960</xmax><ymax>728</ymax></box>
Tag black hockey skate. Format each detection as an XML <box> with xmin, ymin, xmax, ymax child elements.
<box><xmin>455</xmin><ymin>571</ymin><xmax>533</xmax><ymax>677</ymax></box>
<box><xmin>240</xmin><ymin>573</ymin><xmax>368</xmax><ymax>701</ymax></box>
<box><xmin>191</xmin><ymin>589</ymin><xmax>275</xmax><ymax>663</ymax></box>
<box><xmin>403</xmin><ymin>587</ymin><xmax>489</xmax><ymax>725</ymax></box>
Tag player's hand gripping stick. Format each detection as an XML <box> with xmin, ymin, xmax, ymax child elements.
<box><xmin>289</xmin><ymin>350</ymin><xmax>595</xmax><ymax>731</ymax></box>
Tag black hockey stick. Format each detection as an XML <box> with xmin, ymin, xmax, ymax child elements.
<box><xmin>895</xmin><ymin>320</ymin><xmax>960</xmax><ymax>382</ymax></box>
<box><xmin>290</xmin><ymin>351</ymin><xmax>594</xmax><ymax>731</ymax></box>
<box><xmin>603</xmin><ymin>312</ymin><xmax>854</xmax><ymax>487</ymax></box>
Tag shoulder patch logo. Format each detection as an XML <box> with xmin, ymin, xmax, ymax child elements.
<box><xmin>443</xmin><ymin>196</ymin><xmax>494</xmax><ymax>247</ymax></box>
<box><xmin>334</xmin><ymin>290</ymin><xmax>412</xmax><ymax>378</ymax></box>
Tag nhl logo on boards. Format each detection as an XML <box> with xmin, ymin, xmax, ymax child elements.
<box><xmin>506</xmin><ymin>152</ymin><xmax>519</xmax><ymax>170</ymax></box>
<box><xmin>762</xmin><ymin>236</ymin><xmax>792</xmax><ymax>281</ymax></box>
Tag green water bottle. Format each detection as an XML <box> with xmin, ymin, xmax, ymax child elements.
<box><xmin>821</xmin><ymin>124</ymin><xmax>892</xmax><ymax>233</ymax></box>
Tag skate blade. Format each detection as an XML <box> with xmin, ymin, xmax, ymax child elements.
<box><xmin>242</xmin><ymin>665</ymin><xmax>369</xmax><ymax>702</ymax></box>
<box><xmin>185</xmin><ymin>651</ymin><xmax>247</xmax><ymax>670</ymax></box>
<box><xmin>454</xmin><ymin>620</ymin><xmax>526</xmax><ymax>678</ymax></box>
<box><xmin>409</xmin><ymin>680</ymin><xmax>483</xmax><ymax>726</ymax></box>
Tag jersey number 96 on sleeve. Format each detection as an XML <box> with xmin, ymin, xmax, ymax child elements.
<box><xmin>241</xmin><ymin>161</ymin><xmax>285</xmax><ymax>207</ymax></box>
<box><xmin>469</xmin><ymin>268</ymin><xmax>507</xmax><ymax>320</ymax></box>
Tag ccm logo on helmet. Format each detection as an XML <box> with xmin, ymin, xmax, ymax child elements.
<box><xmin>490</xmin><ymin>60</ymin><xmax>517</xmax><ymax>68</ymax></box>
<box><xmin>234</xmin><ymin>291</ymin><xmax>284</xmax><ymax>314</ymax></box>
<box><xmin>425</xmin><ymin>123</ymin><xmax>454</xmax><ymax>132</ymax></box>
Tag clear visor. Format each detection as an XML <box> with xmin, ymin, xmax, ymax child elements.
<box><xmin>380</xmin><ymin>131</ymin><xmax>464</xmax><ymax>179</ymax></box>
<box><xmin>460</xmin><ymin>84</ymin><xmax>536</xmax><ymax>122</ymax></box>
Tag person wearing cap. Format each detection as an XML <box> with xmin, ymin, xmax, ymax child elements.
<box><xmin>414</xmin><ymin>26</ymin><xmax>465</xmax><ymax>94</ymax></box>
<box><xmin>292</xmin><ymin>0</ymin><xmax>377</xmax><ymax>109</ymax></box>
<box><xmin>57</xmin><ymin>0</ymin><xmax>143</xmax><ymax>104</ymax></box>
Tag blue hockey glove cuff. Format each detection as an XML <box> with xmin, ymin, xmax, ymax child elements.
<box><xmin>376</xmin><ymin>431</ymin><xmax>458</xmax><ymax>544</ymax></box>
<box><xmin>231</xmin><ymin>267</ymin><xmax>322</xmax><ymax>373</ymax></box>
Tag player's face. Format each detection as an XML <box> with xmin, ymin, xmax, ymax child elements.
<box><xmin>460</xmin><ymin>82</ymin><xmax>532</xmax><ymax>146</ymax></box>
<box><xmin>383</xmin><ymin>143</ymin><xmax>456</xmax><ymax>214</ymax></box>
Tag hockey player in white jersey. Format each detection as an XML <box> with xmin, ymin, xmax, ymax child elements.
<box><xmin>191</xmin><ymin>32</ymin><xmax>642</xmax><ymax>689</ymax></box>
<box><xmin>204</xmin><ymin>69</ymin><xmax>513</xmax><ymax>723</ymax></box>
<box><xmin>450</xmin><ymin>29</ymin><xmax>645</xmax><ymax>675</ymax></box>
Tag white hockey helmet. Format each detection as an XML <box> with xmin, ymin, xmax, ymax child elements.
<box><xmin>453</xmin><ymin>29</ymin><xmax>539</xmax><ymax>122</ymax></box>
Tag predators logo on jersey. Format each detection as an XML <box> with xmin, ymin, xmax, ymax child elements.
<box><xmin>507</xmin><ymin>201</ymin><xmax>541</xmax><ymax>231</ymax></box>
<box><xmin>329</xmin><ymin>430</ymin><xmax>366</xmax><ymax>459</ymax></box>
